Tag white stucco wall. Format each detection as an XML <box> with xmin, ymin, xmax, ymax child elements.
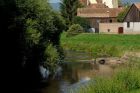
<box><xmin>89</xmin><ymin>0</ymin><xmax>97</xmax><ymax>4</ymax></box>
<box><xmin>102</xmin><ymin>0</ymin><xmax>113</xmax><ymax>8</ymax></box>
<box><xmin>123</xmin><ymin>22</ymin><xmax>140</xmax><ymax>33</ymax></box>
<box><xmin>89</xmin><ymin>0</ymin><xmax>118</xmax><ymax>8</ymax></box>
<box><xmin>133</xmin><ymin>23</ymin><xmax>140</xmax><ymax>31</ymax></box>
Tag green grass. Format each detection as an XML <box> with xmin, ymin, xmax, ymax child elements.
<box><xmin>61</xmin><ymin>33</ymin><xmax>140</xmax><ymax>93</ymax></box>
<box><xmin>68</xmin><ymin>58</ymin><xmax>140</xmax><ymax>93</ymax></box>
<box><xmin>128</xmin><ymin>89</ymin><xmax>140</xmax><ymax>93</ymax></box>
<box><xmin>61</xmin><ymin>33</ymin><xmax>140</xmax><ymax>57</ymax></box>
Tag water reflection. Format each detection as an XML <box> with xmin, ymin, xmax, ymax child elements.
<box><xmin>41</xmin><ymin>50</ymin><xmax>114</xmax><ymax>93</ymax></box>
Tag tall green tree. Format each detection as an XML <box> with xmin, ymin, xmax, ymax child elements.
<box><xmin>60</xmin><ymin>0</ymin><xmax>80</xmax><ymax>27</ymax></box>
<box><xmin>1</xmin><ymin>0</ymin><xmax>65</xmax><ymax>91</ymax></box>
<box><xmin>117</xmin><ymin>4</ymin><xmax>130</xmax><ymax>22</ymax></box>
<box><xmin>73</xmin><ymin>16</ymin><xmax>90</xmax><ymax>31</ymax></box>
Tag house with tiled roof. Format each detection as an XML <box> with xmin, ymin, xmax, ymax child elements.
<box><xmin>77</xmin><ymin>0</ymin><xmax>123</xmax><ymax>32</ymax></box>
<box><xmin>77</xmin><ymin>8</ymin><xmax>123</xmax><ymax>32</ymax></box>
<box><xmin>78</xmin><ymin>0</ymin><xmax>122</xmax><ymax>32</ymax></box>
<box><xmin>99</xmin><ymin>3</ymin><xmax>140</xmax><ymax>34</ymax></box>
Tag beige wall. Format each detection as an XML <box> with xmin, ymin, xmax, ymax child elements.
<box><xmin>99</xmin><ymin>23</ymin><xmax>123</xmax><ymax>34</ymax></box>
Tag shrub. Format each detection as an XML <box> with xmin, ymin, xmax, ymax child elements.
<box><xmin>44</xmin><ymin>44</ymin><xmax>59</xmax><ymax>73</ymax></box>
<box><xmin>73</xmin><ymin>16</ymin><xmax>90</xmax><ymax>32</ymax></box>
<box><xmin>67</xmin><ymin>24</ymin><xmax>84</xmax><ymax>37</ymax></box>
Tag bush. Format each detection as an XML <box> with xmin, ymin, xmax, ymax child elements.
<box><xmin>73</xmin><ymin>16</ymin><xmax>90</xmax><ymax>32</ymax></box>
<box><xmin>44</xmin><ymin>44</ymin><xmax>59</xmax><ymax>73</ymax></box>
<box><xmin>67</xmin><ymin>24</ymin><xmax>84</xmax><ymax>37</ymax></box>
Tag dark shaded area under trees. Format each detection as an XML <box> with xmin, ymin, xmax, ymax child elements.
<box><xmin>1</xmin><ymin>0</ymin><xmax>65</xmax><ymax>93</ymax></box>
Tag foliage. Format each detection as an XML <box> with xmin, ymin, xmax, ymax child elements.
<box><xmin>66</xmin><ymin>24</ymin><xmax>84</xmax><ymax>37</ymax></box>
<box><xmin>116</xmin><ymin>57</ymin><xmax>140</xmax><ymax>90</ymax></box>
<box><xmin>44</xmin><ymin>44</ymin><xmax>59</xmax><ymax>72</ymax></box>
<box><xmin>60</xmin><ymin>0</ymin><xmax>81</xmax><ymax>27</ymax></box>
<box><xmin>61</xmin><ymin>33</ymin><xmax>140</xmax><ymax>57</ymax></box>
<box><xmin>16</xmin><ymin>0</ymin><xmax>65</xmax><ymax>65</ymax></box>
<box><xmin>1</xmin><ymin>0</ymin><xmax>65</xmax><ymax>86</ymax></box>
<box><xmin>118</xmin><ymin>0</ymin><xmax>122</xmax><ymax>7</ymax></box>
<box><xmin>128</xmin><ymin>89</ymin><xmax>140</xmax><ymax>93</ymax></box>
<box><xmin>73</xmin><ymin>16</ymin><xmax>90</xmax><ymax>32</ymax></box>
<box><xmin>69</xmin><ymin>58</ymin><xmax>140</xmax><ymax>93</ymax></box>
<box><xmin>117</xmin><ymin>5</ymin><xmax>130</xmax><ymax>22</ymax></box>
<box><xmin>92</xmin><ymin>45</ymin><xmax>122</xmax><ymax>59</ymax></box>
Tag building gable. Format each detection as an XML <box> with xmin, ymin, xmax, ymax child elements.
<box><xmin>123</xmin><ymin>3</ymin><xmax>140</xmax><ymax>22</ymax></box>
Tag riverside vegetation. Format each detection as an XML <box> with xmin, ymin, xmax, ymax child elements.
<box><xmin>72</xmin><ymin>57</ymin><xmax>140</xmax><ymax>93</ymax></box>
<box><xmin>61</xmin><ymin>33</ymin><xmax>140</xmax><ymax>57</ymax></box>
<box><xmin>60</xmin><ymin>32</ymin><xmax>140</xmax><ymax>93</ymax></box>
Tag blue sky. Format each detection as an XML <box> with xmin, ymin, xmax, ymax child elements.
<box><xmin>49</xmin><ymin>0</ymin><xmax>60</xmax><ymax>3</ymax></box>
<box><xmin>49</xmin><ymin>0</ymin><xmax>139</xmax><ymax>3</ymax></box>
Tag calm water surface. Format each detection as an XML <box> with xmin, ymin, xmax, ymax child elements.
<box><xmin>41</xmin><ymin>50</ymin><xmax>114</xmax><ymax>93</ymax></box>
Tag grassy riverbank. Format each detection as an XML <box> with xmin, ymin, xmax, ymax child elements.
<box><xmin>61</xmin><ymin>33</ymin><xmax>140</xmax><ymax>93</ymax></box>
<box><xmin>69</xmin><ymin>57</ymin><xmax>140</xmax><ymax>93</ymax></box>
<box><xmin>60</xmin><ymin>33</ymin><xmax>140</xmax><ymax>57</ymax></box>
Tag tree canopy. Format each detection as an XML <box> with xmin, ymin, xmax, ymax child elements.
<box><xmin>117</xmin><ymin>3</ymin><xmax>130</xmax><ymax>22</ymax></box>
<box><xmin>1</xmin><ymin>0</ymin><xmax>65</xmax><ymax>91</ymax></box>
<box><xmin>60</xmin><ymin>0</ymin><xmax>80</xmax><ymax>27</ymax></box>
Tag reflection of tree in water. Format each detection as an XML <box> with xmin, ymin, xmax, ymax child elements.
<box><xmin>62</xmin><ymin>62</ymin><xmax>99</xmax><ymax>82</ymax></box>
<box><xmin>62</xmin><ymin>63</ymin><xmax>78</xmax><ymax>83</ymax></box>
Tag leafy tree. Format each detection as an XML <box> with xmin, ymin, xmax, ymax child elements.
<box><xmin>60</xmin><ymin>0</ymin><xmax>80</xmax><ymax>27</ymax></box>
<box><xmin>117</xmin><ymin>5</ymin><xmax>130</xmax><ymax>22</ymax></box>
<box><xmin>16</xmin><ymin>0</ymin><xmax>65</xmax><ymax>73</ymax></box>
<box><xmin>1</xmin><ymin>0</ymin><xmax>65</xmax><ymax>91</ymax></box>
<box><xmin>73</xmin><ymin>16</ymin><xmax>90</xmax><ymax>32</ymax></box>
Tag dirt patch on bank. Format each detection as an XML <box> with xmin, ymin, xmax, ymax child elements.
<box><xmin>95</xmin><ymin>52</ymin><xmax>140</xmax><ymax>66</ymax></box>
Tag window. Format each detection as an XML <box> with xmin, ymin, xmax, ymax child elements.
<box><xmin>109</xmin><ymin>19</ymin><xmax>112</xmax><ymax>23</ymax></box>
<box><xmin>127</xmin><ymin>22</ymin><xmax>130</xmax><ymax>28</ymax></box>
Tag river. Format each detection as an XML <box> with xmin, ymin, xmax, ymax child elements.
<box><xmin>39</xmin><ymin>50</ymin><xmax>115</xmax><ymax>93</ymax></box>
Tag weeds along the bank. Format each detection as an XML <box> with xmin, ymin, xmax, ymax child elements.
<box><xmin>60</xmin><ymin>33</ymin><xmax>140</xmax><ymax>57</ymax></box>
<box><xmin>68</xmin><ymin>57</ymin><xmax>140</xmax><ymax>93</ymax></box>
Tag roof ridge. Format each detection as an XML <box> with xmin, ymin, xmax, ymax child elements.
<box><xmin>134</xmin><ymin>3</ymin><xmax>140</xmax><ymax>10</ymax></box>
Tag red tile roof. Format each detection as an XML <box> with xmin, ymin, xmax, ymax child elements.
<box><xmin>77</xmin><ymin>8</ymin><xmax>123</xmax><ymax>18</ymax></box>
